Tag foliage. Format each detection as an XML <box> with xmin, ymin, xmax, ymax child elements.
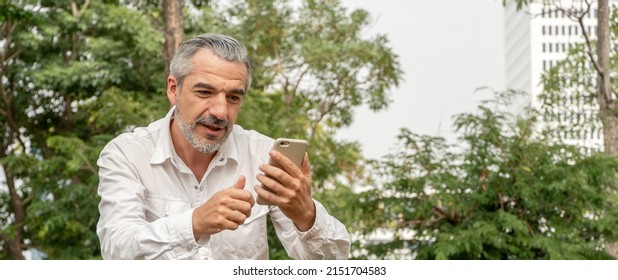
<box><xmin>1</xmin><ymin>0</ymin><xmax>167</xmax><ymax>259</ymax></box>
<box><xmin>351</xmin><ymin>90</ymin><xmax>618</xmax><ymax>259</ymax></box>
<box><xmin>0</xmin><ymin>0</ymin><xmax>402</xmax><ymax>259</ymax></box>
<box><xmin>3</xmin><ymin>0</ymin><xmax>617</xmax><ymax>261</ymax></box>
<box><xmin>197</xmin><ymin>0</ymin><xmax>403</xmax><ymax>258</ymax></box>
<box><xmin>539</xmin><ymin>7</ymin><xmax>618</xmax><ymax>149</ymax></box>
<box><xmin>186</xmin><ymin>0</ymin><xmax>402</xmax><ymax>187</ymax></box>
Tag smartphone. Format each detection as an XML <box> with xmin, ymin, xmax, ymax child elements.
<box><xmin>256</xmin><ymin>138</ymin><xmax>308</xmax><ymax>205</ymax></box>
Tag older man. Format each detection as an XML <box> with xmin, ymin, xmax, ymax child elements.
<box><xmin>96</xmin><ymin>33</ymin><xmax>351</xmax><ymax>260</ymax></box>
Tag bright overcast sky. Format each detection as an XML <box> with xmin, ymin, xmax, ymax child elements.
<box><xmin>337</xmin><ymin>0</ymin><xmax>507</xmax><ymax>159</ymax></box>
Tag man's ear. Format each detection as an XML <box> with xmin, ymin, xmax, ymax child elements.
<box><xmin>167</xmin><ymin>75</ymin><xmax>178</xmax><ymax>105</ymax></box>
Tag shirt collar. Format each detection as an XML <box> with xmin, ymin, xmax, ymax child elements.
<box><xmin>150</xmin><ymin>106</ymin><xmax>239</xmax><ymax>166</ymax></box>
<box><xmin>150</xmin><ymin>106</ymin><xmax>176</xmax><ymax>165</ymax></box>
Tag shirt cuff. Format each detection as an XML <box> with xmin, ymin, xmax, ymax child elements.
<box><xmin>296</xmin><ymin>200</ymin><xmax>328</xmax><ymax>239</ymax></box>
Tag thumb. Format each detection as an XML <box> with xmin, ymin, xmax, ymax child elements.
<box><xmin>300</xmin><ymin>153</ymin><xmax>311</xmax><ymax>176</ymax></box>
<box><xmin>230</xmin><ymin>175</ymin><xmax>246</xmax><ymax>190</ymax></box>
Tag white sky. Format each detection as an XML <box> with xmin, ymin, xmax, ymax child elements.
<box><xmin>337</xmin><ymin>0</ymin><xmax>507</xmax><ymax>159</ymax></box>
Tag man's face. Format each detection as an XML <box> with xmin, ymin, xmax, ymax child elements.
<box><xmin>167</xmin><ymin>49</ymin><xmax>248</xmax><ymax>154</ymax></box>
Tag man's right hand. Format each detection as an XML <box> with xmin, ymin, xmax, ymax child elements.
<box><xmin>191</xmin><ymin>175</ymin><xmax>254</xmax><ymax>238</ymax></box>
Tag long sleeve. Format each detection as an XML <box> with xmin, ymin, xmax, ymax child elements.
<box><xmin>96</xmin><ymin>141</ymin><xmax>199</xmax><ymax>260</ymax></box>
<box><xmin>96</xmin><ymin>116</ymin><xmax>352</xmax><ymax>260</ymax></box>
<box><xmin>270</xmin><ymin>200</ymin><xmax>351</xmax><ymax>259</ymax></box>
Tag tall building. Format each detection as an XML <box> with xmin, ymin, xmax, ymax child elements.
<box><xmin>504</xmin><ymin>0</ymin><xmax>606</xmax><ymax>150</ymax></box>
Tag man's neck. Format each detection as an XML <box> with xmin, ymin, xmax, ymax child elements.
<box><xmin>169</xmin><ymin>120</ymin><xmax>216</xmax><ymax>182</ymax></box>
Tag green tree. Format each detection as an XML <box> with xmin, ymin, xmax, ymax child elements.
<box><xmin>351</xmin><ymin>90</ymin><xmax>618</xmax><ymax>259</ymax></box>
<box><xmin>0</xmin><ymin>0</ymin><xmax>402</xmax><ymax>259</ymax></box>
<box><xmin>517</xmin><ymin>0</ymin><xmax>618</xmax><ymax>256</ymax></box>
<box><xmin>539</xmin><ymin>6</ymin><xmax>618</xmax><ymax>153</ymax></box>
<box><xmin>186</xmin><ymin>0</ymin><xmax>402</xmax><ymax>187</ymax></box>
<box><xmin>184</xmin><ymin>0</ymin><xmax>403</xmax><ymax>258</ymax></box>
<box><xmin>502</xmin><ymin>0</ymin><xmax>618</xmax><ymax>153</ymax></box>
<box><xmin>0</xmin><ymin>0</ymin><xmax>166</xmax><ymax>259</ymax></box>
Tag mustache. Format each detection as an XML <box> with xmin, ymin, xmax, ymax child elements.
<box><xmin>196</xmin><ymin>115</ymin><xmax>229</xmax><ymax>128</ymax></box>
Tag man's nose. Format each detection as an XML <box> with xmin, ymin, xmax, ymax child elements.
<box><xmin>209</xmin><ymin>93</ymin><xmax>228</xmax><ymax>120</ymax></box>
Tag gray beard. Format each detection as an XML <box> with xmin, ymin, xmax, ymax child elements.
<box><xmin>174</xmin><ymin>109</ymin><xmax>232</xmax><ymax>154</ymax></box>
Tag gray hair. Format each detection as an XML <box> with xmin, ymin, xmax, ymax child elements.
<box><xmin>169</xmin><ymin>33</ymin><xmax>252</xmax><ymax>91</ymax></box>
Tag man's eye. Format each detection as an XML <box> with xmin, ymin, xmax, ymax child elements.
<box><xmin>227</xmin><ymin>95</ymin><xmax>242</xmax><ymax>102</ymax></box>
<box><xmin>196</xmin><ymin>91</ymin><xmax>212</xmax><ymax>95</ymax></box>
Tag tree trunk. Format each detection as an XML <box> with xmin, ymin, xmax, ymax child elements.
<box><xmin>163</xmin><ymin>0</ymin><xmax>184</xmax><ymax>75</ymax></box>
<box><xmin>596</xmin><ymin>0</ymin><xmax>618</xmax><ymax>258</ymax></box>
<box><xmin>4</xmin><ymin>170</ymin><xmax>25</xmax><ymax>260</ymax></box>
<box><xmin>596</xmin><ymin>0</ymin><xmax>617</xmax><ymax>156</ymax></box>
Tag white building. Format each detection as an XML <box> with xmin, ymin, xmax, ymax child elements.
<box><xmin>504</xmin><ymin>0</ymin><xmax>609</xmax><ymax>150</ymax></box>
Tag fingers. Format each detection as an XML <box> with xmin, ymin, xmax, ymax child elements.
<box><xmin>300</xmin><ymin>153</ymin><xmax>310</xmax><ymax>176</ymax></box>
<box><xmin>268</xmin><ymin>150</ymin><xmax>304</xmax><ymax>177</ymax></box>
<box><xmin>255</xmin><ymin>175</ymin><xmax>293</xmax><ymax>204</ymax></box>
<box><xmin>192</xmin><ymin>176</ymin><xmax>255</xmax><ymax>237</ymax></box>
<box><xmin>208</xmin><ymin>206</ymin><xmax>248</xmax><ymax>230</ymax></box>
<box><xmin>227</xmin><ymin>175</ymin><xmax>255</xmax><ymax>205</ymax></box>
<box><xmin>194</xmin><ymin>197</ymin><xmax>252</xmax><ymax>235</ymax></box>
<box><xmin>254</xmin><ymin>157</ymin><xmax>317</xmax><ymax>232</ymax></box>
<box><xmin>221</xmin><ymin>205</ymin><xmax>250</xmax><ymax>226</ymax></box>
<box><xmin>265</xmin><ymin>151</ymin><xmax>312</xmax><ymax>186</ymax></box>
<box><xmin>256</xmin><ymin>170</ymin><xmax>292</xmax><ymax>200</ymax></box>
<box><xmin>221</xmin><ymin>195</ymin><xmax>253</xmax><ymax>217</ymax></box>
<box><xmin>256</xmin><ymin>151</ymin><xmax>312</xmax><ymax>204</ymax></box>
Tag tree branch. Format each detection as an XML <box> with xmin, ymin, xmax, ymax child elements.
<box><xmin>70</xmin><ymin>0</ymin><xmax>90</xmax><ymax>17</ymax></box>
<box><xmin>286</xmin><ymin>65</ymin><xmax>310</xmax><ymax>106</ymax></box>
<box><xmin>555</xmin><ymin>1</ymin><xmax>614</xmax><ymax>102</ymax></box>
<box><xmin>573</xmin><ymin>5</ymin><xmax>602</xmax><ymax>75</ymax></box>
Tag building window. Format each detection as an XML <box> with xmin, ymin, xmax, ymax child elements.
<box><xmin>591</xmin><ymin>128</ymin><xmax>597</xmax><ymax>139</ymax></box>
<box><xmin>542</xmin><ymin>43</ymin><xmax>546</xmax><ymax>52</ymax></box>
<box><xmin>542</xmin><ymin>26</ymin><xmax>545</xmax><ymax>35</ymax></box>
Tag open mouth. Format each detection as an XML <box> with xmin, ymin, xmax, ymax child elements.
<box><xmin>198</xmin><ymin>121</ymin><xmax>229</xmax><ymax>138</ymax></box>
<box><xmin>195</xmin><ymin>115</ymin><xmax>229</xmax><ymax>136</ymax></box>
<box><xmin>202</xmin><ymin>123</ymin><xmax>224</xmax><ymax>132</ymax></box>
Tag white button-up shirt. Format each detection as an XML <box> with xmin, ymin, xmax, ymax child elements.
<box><xmin>96</xmin><ymin>107</ymin><xmax>351</xmax><ymax>259</ymax></box>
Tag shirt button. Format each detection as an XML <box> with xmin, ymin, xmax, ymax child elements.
<box><xmin>219</xmin><ymin>157</ymin><xmax>224</xmax><ymax>162</ymax></box>
<box><xmin>193</xmin><ymin>186</ymin><xmax>198</xmax><ymax>190</ymax></box>
<box><xmin>163</xmin><ymin>211</ymin><xmax>169</xmax><ymax>217</ymax></box>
